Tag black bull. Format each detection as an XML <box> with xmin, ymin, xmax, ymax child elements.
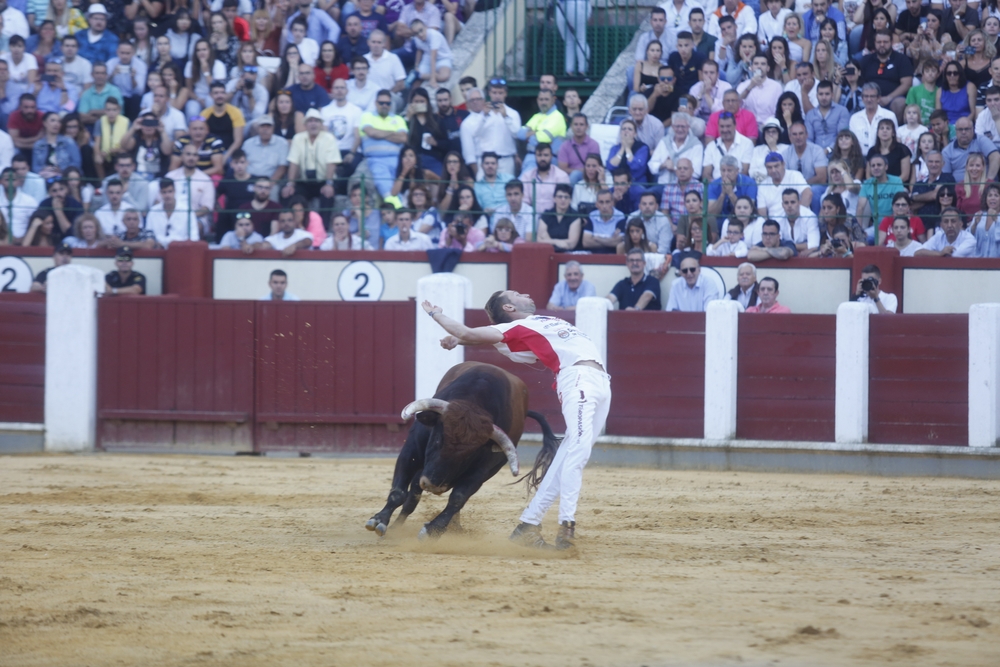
<box><xmin>365</xmin><ymin>362</ymin><xmax>560</xmax><ymax>540</ymax></box>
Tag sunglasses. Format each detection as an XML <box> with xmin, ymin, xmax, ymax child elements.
<box><xmin>277</xmin><ymin>89</ymin><xmax>291</xmax><ymax>96</ymax></box>
<box><xmin>719</xmin><ymin>111</ymin><xmax>734</xmax><ymax>119</ymax></box>
<box><xmin>659</xmin><ymin>75</ymin><xmax>674</xmax><ymax>81</ymax></box>
<box><xmin>236</xmin><ymin>211</ymin><xmax>252</xmax><ymax>219</ymax></box>
<box><xmin>377</xmin><ymin>100</ymin><xmax>391</xmax><ymax>106</ymax></box>
<box><xmin>680</xmin><ymin>267</ymin><xmax>698</xmax><ymax>274</ymax></box>
<box><xmin>489</xmin><ymin>77</ymin><xmax>506</xmax><ymax>86</ymax></box>
<box><xmin>946</xmin><ymin>70</ymin><xmax>960</xmax><ymax>76</ymax></box>
<box><xmin>243</xmin><ymin>65</ymin><xmax>258</xmax><ymax>72</ymax></box>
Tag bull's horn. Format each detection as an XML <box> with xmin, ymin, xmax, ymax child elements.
<box><xmin>401</xmin><ymin>398</ymin><xmax>450</xmax><ymax>420</ymax></box>
<box><xmin>490</xmin><ymin>426</ymin><xmax>519</xmax><ymax>476</ymax></box>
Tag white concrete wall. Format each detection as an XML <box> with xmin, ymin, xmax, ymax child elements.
<box><xmin>704</xmin><ymin>300</ymin><xmax>739</xmax><ymax>440</ymax></box>
<box><xmin>44</xmin><ymin>265</ymin><xmax>106</xmax><ymax>452</ymax></box>
<box><xmin>835</xmin><ymin>302</ymin><xmax>870</xmax><ymax>444</ymax></box>
<box><xmin>969</xmin><ymin>303</ymin><xmax>1000</xmax><ymax>447</ymax></box>
<box><xmin>415</xmin><ymin>273</ymin><xmax>473</xmax><ymax>400</ymax></box>
<box><xmin>575</xmin><ymin>297</ymin><xmax>612</xmax><ymax>368</ymax></box>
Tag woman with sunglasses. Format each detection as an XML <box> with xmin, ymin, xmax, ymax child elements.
<box><xmin>937</xmin><ymin>62</ymin><xmax>976</xmax><ymax>125</ymax></box>
<box><xmin>634</xmin><ymin>41</ymin><xmax>662</xmax><ymax>94</ymax></box>
<box><xmin>930</xmin><ymin>185</ymin><xmax>957</xmax><ymax>234</ymax></box>
<box><xmin>877</xmin><ymin>192</ymin><xmax>926</xmax><ymax>245</ymax></box>
<box><xmin>436</xmin><ymin>151</ymin><xmax>474</xmax><ymax>214</ymax></box>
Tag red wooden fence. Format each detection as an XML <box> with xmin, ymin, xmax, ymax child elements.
<box><xmin>607</xmin><ymin>312</ymin><xmax>706</xmax><ymax>438</ymax></box>
<box><xmin>736</xmin><ymin>315</ymin><xmax>837</xmax><ymax>442</ymax></box>
<box><xmin>0</xmin><ymin>294</ymin><xmax>46</xmax><ymax>424</ymax></box>
<box><xmin>254</xmin><ymin>301</ymin><xmax>414</xmax><ymax>452</ymax></box>
<box><xmin>98</xmin><ymin>298</ymin><xmax>256</xmax><ymax>451</ymax></box>
<box><xmin>869</xmin><ymin>314</ymin><xmax>968</xmax><ymax>446</ymax></box>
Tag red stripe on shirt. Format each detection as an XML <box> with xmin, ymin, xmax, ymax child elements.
<box><xmin>502</xmin><ymin>326</ymin><xmax>561</xmax><ymax>374</ymax></box>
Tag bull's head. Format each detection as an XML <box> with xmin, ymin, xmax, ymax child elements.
<box><xmin>402</xmin><ymin>399</ymin><xmax>519</xmax><ymax>486</ymax></box>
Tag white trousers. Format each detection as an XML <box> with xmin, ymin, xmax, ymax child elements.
<box><xmin>555</xmin><ymin>0</ymin><xmax>592</xmax><ymax>74</ymax></box>
<box><xmin>520</xmin><ymin>365</ymin><xmax>611</xmax><ymax>526</ymax></box>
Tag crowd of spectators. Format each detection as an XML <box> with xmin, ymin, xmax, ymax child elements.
<box><xmin>3</xmin><ymin>0</ymin><xmax>1000</xmax><ymax>275</ymax></box>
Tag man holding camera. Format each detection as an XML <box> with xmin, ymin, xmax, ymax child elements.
<box><xmin>853</xmin><ymin>264</ymin><xmax>897</xmax><ymax>314</ymax></box>
<box><xmin>226</xmin><ymin>64</ymin><xmax>269</xmax><ymax>123</ymax></box>
<box><xmin>439</xmin><ymin>215</ymin><xmax>484</xmax><ymax>251</ymax></box>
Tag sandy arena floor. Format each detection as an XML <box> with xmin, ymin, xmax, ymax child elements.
<box><xmin>0</xmin><ymin>454</ymin><xmax>998</xmax><ymax>667</ymax></box>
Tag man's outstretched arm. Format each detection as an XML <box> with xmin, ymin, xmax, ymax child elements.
<box><xmin>422</xmin><ymin>300</ymin><xmax>505</xmax><ymax>347</ymax></box>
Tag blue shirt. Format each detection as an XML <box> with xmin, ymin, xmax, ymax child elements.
<box><xmin>611</xmin><ymin>274</ymin><xmax>661</xmax><ymax>310</ymax></box>
<box><xmin>548</xmin><ymin>279</ymin><xmax>596</xmax><ymax>308</ymax></box>
<box><xmin>666</xmin><ymin>273</ymin><xmax>721</xmax><ymax>312</ymax></box>
<box><xmin>804</xmin><ymin>104</ymin><xmax>851</xmax><ymax>151</ymax></box>
<box><xmin>289</xmin><ymin>83</ymin><xmax>331</xmax><ymax>112</ymax></box>
<box><xmin>77</xmin><ymin>30</ymin><xmax>120</xmax><ymax>66</ymax></box>
<box><xmin>707</xmin><ymin>174</ymin><xmax>758</xmax><ymax>226</ymax></box>
<box><xmin>287</xmin><ymin>9</ymin><xmax>341</xmax><ymax>46</ymax></box>
<box><xmin>803</xmin><ymin>7</ymin><xmax>846</xmax><ymax>43</ymax></box>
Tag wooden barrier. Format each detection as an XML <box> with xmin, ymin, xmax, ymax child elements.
<box><xmin>0</xmin><ymin>294</ymin><xmax>46</xmax><ymax>424</ymax></box>
<box><xmin>736</xmin><ymin>315</ymin><xmax>837</xmax><ymax>442</ymax></box>
<box><xmin>607</xmin><ymin>311</ymin><xmax>706</xmax><ymax>438</ymax></box>
<box><xmin>869</xmin><ymin>314</ymin><xmax>968</xmax><ymax>446</ymax></box>
<box><xmin>254</xmin><ymin>300</ymin><xmax>414</xmax><ymax>453</ymax></box>
<box><xmin>97</xmin><ymin>298</ymin><xmax>256</xmax><ymax>452</ymax></box>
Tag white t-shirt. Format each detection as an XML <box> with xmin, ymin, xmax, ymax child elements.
<box><xmin>3</xmin><ymin>53</ymin><xmax>37</xmax><ymax>84</ymax></box>
<box><xmin>346</xmin><ymin>79</ymin><xmax>380</xmax><ymax>113</ymax></box>
<box><xmin>887</xmin><ymin>239</ymin><xmax>924</xmax><ymax>257</ymax></box>
<box><xmin>61</xmin><ymin>56</ymin><xmax>93</xmax><ymax>90</ymax></box>
<box><xmin>857</xmin><ymin>291</ymin><xmax>899</xmax><ymax>314</ymax></box>
<box><xmin>260</xmin><ymin>291</ymin><xmax>300</xmax><ymax>301</ymax></box>
<box><xmin>265</xmin><ymin>228</ymin><xmax>313</xmax><ymax>250</ymax></box>
<box><xmin>757</xmin><ymin>169</ymin><xmax>810</xmax><ymax>219</ymax></box>
<box><xmin>702</xmin><ymin>134</ymin><xmax>754</xmax><ymax>180</ymax></box>
<box><xmin>413</xmin><ymin>27</ymin><xmax>452</xmax><ymax>61</ymax></box>
<box><xmin>293</xmin><ymin>37</ymin><xmax>319</xmax><ymax>66</ymax></box>
<box><xmin>364</xmin><ymin>51</ymin><xmax>406</xmax><ymax>91</ymax></box>
<box><xmin>321</xmin><ymin>100</ymin><xmax>362</xmax><ymax>152</ymax></box>
<box><xmin>384</xmin><ymin>231</ymin><xmax>433</xmax><ymax>250</ymax></box>
<box><xmin>783</xmin><ymin>79</ymin><xmax>819</xmax><ymax>111</ymax></box>
<box><xmin>490</xmin><ymin>315</ymin><xmax>602</xmax><ymax>374</ymax></box>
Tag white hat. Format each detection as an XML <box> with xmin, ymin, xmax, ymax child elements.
<box><xmin>253</xmin><ymin>114</ymin><xmax>275</xmax><ymax>125</ymax></box>
<box><xmin>761</xmin><ymin>116</ymin><xmax>781</xmax><ymax>130</ymax></box>
<box><xmin>88</xmin><ymin>3</ymin><xmax>108</xmax><ymax>15</ymax></box>
<box><xmin>304</xmin><ymin>108</ymin><xmax>323</xmax><ymax>121</ymax></box>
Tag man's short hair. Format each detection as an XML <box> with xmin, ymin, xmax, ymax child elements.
<box><xmin>650</xmin><ymin>6</ymin><xmax>665</xmax><ymax>17</ymax></box>
<box><xmin>875</xmin><ymin>29</ymin><xmax>893</xmax><ymax>40</ymax></box>
<box><xmin>861</xmin><ymin>264</ymin><xmax>882</xmax><ymax>277</ymax></box>
<box><xmin>986</xmin><ymin>86</ymin><xmax>1000</xmax><ymax>98</ymax></box>
<box><xmin>105</xmin><ymin>97</ymin><xmax>120</xmax><ymax>107</ymax></box>
<box><xmin>929</xmin><ymin>109</ymin><xmax>950</xmax><ymax>124</ymax></box>
<box><xmin>18</xmin><ymin>92</ymin><xmax>36</xmax><ymax>105</ymax></box>
<box><xmin>231</xmin><ymin>149</ymin><xmax>247</xmax><ymax>161</ymax></box>
<box><xmin>458</xmin><ymin>75</ymin><xmax>477</xmax><ymax>87</ymax></box>
<box><xmin>868</xmin><ymin>153</ymin><xmax>888</xmax><ymax>165</ymax></box>
<box><xmin>106</xmin><ymin>178</ymin><xmax>123</xmax><ymax>190</ymax></box>
<box><xmin>719</xmin><ymin>15</ymin><xmax>736</xmax><ymax>27</ymax></box>
<box><xmin>737</xmin><ymin>261</ymin><xmax>756</xmax><ymax>275</ymax></box>
<box><xmin>701</xmin><ymin>59</ymin><xmax>718</xmax><ymax>72</ymax></box>
<box><xmin>435</xmin><ymin>88</ymin><xmax>451</xmax><ymax>98</ymax></box>
<box><xmin>612</xmin><ymin>167</ymin><xmax>632</xmax><ymax>182</ymax></box>
<box><xmin>817</xmin><ymin>80</ymin><xmax>834</xmax><ymax>92</ymax></box>
<box><xmin>861</xmin><ymin>82</ymin><xmax>881</xmax><ymax>96</ymax></box>
<box><xmin>762</xmin><ymin>219</ymin><xmax>781</xmax><ymax>233</ymax></box>
<box><xmin>719</xmin><ymin>154</ymin><xmax>740</xmax><ymax>170</ymax></box>
<box><xmin>797</xmin><ymin>62</ymin><xmax>814</xmax><ymax>74</ymax></box>
<box><xmin>210</xmin><ymin>80</ymin><xmax>226</xmax><ymax>91</ymax></box>
<box><xmin>481</xmin><ymin>151</ymin><xmax>499</xmax><ymax>162</ymax></box>
<box><xmin>114</xmin><ymin>153</ymin><xmax>134</xmax><ymax>164</ymax></box>
<box><xmin>676</xmin><ymin>30</ymin><xmax>693</xmax><ymax>41</ymax></box>
<box><xmin>11</xmin><ymin>154</ymin><xmax>28</xmax><ymax>166</ymax></box>
<box><xmin>9</xmin><ymin>35</ymin><xmax>24</xmax><ymax>47</ymax></box>
<box><xmin>564</xmin><ymin>260</ymin><xmax>583</xmax><ymax>272</ymax></box>
<box><xmin>485</xmin><ymin>290</ymin><xmax>512</xmax><ymax>324</ymax></box>
<box><xmin>639</xmin><ymin>191</ymin><xmax>658</xmax><ymax>202</ymax></box>
<box><xmin>782</xmin><ymin>188</ymin><xmax>799</xmax><ymax>199</ymax></box>
<box><xmin>571</xmin><ymin>112</ymin><xmax>588</xmax><ymax>124</ymax></box>
<box><xmin>159</xmin><ymin>177</ymin><xmax>174</xmax><ymax>191</ymax></box>
<box><xmin>270</xmin><ymin>269</ymin><xmax>287</xmax><ymax>279</ymax></box>
<box><xmin>727</xmin><ymin>219</ymin><xmax>745</xmax><ymax>231</ymax></box>
<box><xmin>689</xmin><ymin>7</ymin><xmax>704</xmax><ymax>17</ymax></box>
<box><xmin>671</xmin><ymin>111</ymin><xmax>692</xmax><ymax>125</ymax></box>
<box><xmin>255</xmin><ymin>176</ymin><xmax>271</xmax><ymax>186</ymax></box>
<box><xmin>351</xmin><ymin>56</ymin><xmax>369</xmax><ymax>68</ymax></box>
<box><xmin>626</xmin><ymin>247</ymin><xmax>645</xmax><ymax>260</ymax></box>
<box><xmin>61</xmin><ymin>34</ymin><xmax>78</xmax><ymax>45</ymax></box>
<box><xmin>554</xmin><ymin>183</ymin><xmax>572</xmax><ymax>196</ymax></box>
<box><xmin>628</xmin><ymin>93</ymin><xmax>648</xmax><ymax>109</ymax></box>
<box><xmin>375</xmin><ymin>89</ymin><xmax>392</xmax><ymax>100</ymax></box>
<box><xmin>534</xmin><ymin>142</ymin><xmax>552</xmax><ymax>154</ymax></box>
<box><xmin>759</xmin><ymin>277</ymin><xmax>779</xmax><ymax>291</ymax></box>
<box><xmin>504</xmin><ymin>179</ymin><xmax>523</xmax><ymax>193</ymax></box>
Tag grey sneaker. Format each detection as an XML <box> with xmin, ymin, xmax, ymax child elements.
<box><xmin>555</xmin><ymin>521</ymin><xmax>576</xmax><ymax>550</ymax></box>
<box><xmin>509</xmin><ymin>522</ymin><xmax>551</xmax><ymax>549</ymax></box>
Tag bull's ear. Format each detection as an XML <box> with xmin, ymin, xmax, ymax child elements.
<box><xmin>415</xmin><ymin>411</ymin><xmax>440</xmax><ymax>427</ymax></box>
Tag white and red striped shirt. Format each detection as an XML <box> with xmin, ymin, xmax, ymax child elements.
<box><xmin>491</xmin><ymin>316</ymin><xmax>601</xmax><ymax>374</ymax></box>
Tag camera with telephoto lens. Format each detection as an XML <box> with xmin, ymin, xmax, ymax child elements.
<box><xmin>453</xmin><ymin>221</ymin><xmax>467</xmax><ymax>234</ymax></box>
<box><xmin>861</xmin><ymin>277</ymin><xmax>878</xmax><ymax>293</ymax></box>
<box><xmin>831</xmin><ymin>238</ymin><xmax>843</xmax><ymax>248</ymax></box>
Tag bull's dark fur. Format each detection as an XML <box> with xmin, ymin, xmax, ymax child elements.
<box><xmin>365</xmin><ymin>362</ymin><xmax>560</xmax><ymax>539</ymax></box>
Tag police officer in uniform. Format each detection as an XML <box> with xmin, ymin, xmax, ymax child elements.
<box><xmin>105</xmin><ymin>247</ymin><xmax>147</xmax><ymax>296</ymax></box>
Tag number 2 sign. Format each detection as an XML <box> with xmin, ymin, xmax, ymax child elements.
<box><xmin>0</xmin><ymin>256</ymin><xmax>34</xmax><ymax>293</ymax></box>
<box><xmin>337</xmin><ymin>261</ymin><xmax>385</xmax><ymax>302</ymax></box>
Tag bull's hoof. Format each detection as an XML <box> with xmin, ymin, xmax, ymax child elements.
<box><xmin>417</xmin><ymin>526</ymin><xmax>430</xmax><ymax>541</ymax></box>
<box><xmin>365</xmin><ymin>518</ymin><xmax>388</xmax><ymax>536</ymax></box>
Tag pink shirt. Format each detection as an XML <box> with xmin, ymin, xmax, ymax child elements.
<box><xmin>438</xmin><ymin>225</ymin><xmax>485</xmax><ymax>250</ymax></box>
<box><xmin>746</xmin><ymin>302</ymin><xmax>792</xmax><ymax>313</ymax></box>
<box><xmin>705</xmin><ymin>108</ymin><xmax>759</xmax><ymax>141</ymax></box>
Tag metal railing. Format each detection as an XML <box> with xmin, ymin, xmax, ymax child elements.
<box><xmin>3</xmin><ymin>173</ymin><xmax>990</xmax><ymax>252</ymax></box>
<box><xmin>483</xmin><ymin>0</ymin><xmax>642</xmax><ymax>86</ymax></box>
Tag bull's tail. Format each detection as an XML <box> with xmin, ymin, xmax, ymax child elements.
<box><xmin>518</xmin><ymin>411</ymin><xmax>562</xmax><ymax>493</ymax></box>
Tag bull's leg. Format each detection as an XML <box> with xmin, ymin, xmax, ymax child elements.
<box><xmin>391</xmin><ymin>470</ymin><xmax>424</xmax><ymax>526</ymax></box>
<box><xmin>418</xmin><ymin>463</ymin><xmax>503</xmax><ymax>540</ymax></box>
<box><xmin>366</xmin><ymin>450</ymin><xmax>423</xmax><ymax>537</ymax></box>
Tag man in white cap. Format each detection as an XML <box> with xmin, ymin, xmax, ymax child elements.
<box><xmin>77</xmin><ymin>4</ymin><xmax>120</xmax><ymax>65</ymax></box>
<box><xmin>281</xmin><ymin>107</ymin><xmax>341</xmax><ymax>223</ymax></box>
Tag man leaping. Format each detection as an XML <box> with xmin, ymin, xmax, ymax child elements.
<box><xmin>422</xmin><ymin>290</ymin><xmax>611</xmax><ymax>550</ymax></box>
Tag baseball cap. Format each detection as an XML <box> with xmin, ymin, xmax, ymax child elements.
<box><xmin>765</xmin><ymin>151</ymin><xmax>784</xmax><ymax>163</ymax></box>
<box><xmin>253</xmin><ymin>114</ymin><xmax>274</xmax><ymax>126</ymax></box>
<box><xmin>304</xmin><ymin>108</ymin><xmax>323</xmax><ymax>121</ymax></box>
<box><xmin>54</xmin><ymin>242</ymin><xmax>72</xmax><ymax>255</ymax></box>
<box><xmin>87</xmin><ymin>3</ymin><xmax>108</xmax><ymax>15</ymax></box>
<box><xmin>116</xmin><ymin>246</ymin><xmax>133</xmax><ymax>261</ymax></box>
